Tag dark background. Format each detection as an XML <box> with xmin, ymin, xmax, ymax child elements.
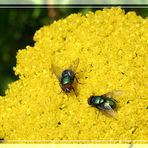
<box><xmin>0</xmin><ymin>7</ymin><xmax>148</xmax><ymax>96</ymax></box>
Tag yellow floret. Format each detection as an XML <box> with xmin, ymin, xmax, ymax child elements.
<box><xmin>0</xmin><ymin>8</ymin><xmax>148</xmax><ymax>143</ymax></box>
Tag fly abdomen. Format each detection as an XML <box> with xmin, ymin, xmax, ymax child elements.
<box><xmin>97</xmin><ymin>98</ymin><xmax>116</xmax><ymax>110</ymax></box>
<box><xmin>61</xmin><ymin>75</ymin><xmax>72</xmax><ymax>85</ymax></box>
<box><xmin>105</xmin><ymin>98</ymin><xmax>116</xmax><ymax>109</ymax></box>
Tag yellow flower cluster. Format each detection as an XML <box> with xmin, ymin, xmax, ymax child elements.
<box><xmin>0</xmin><ymin>8</ymin><xmax>148</xmax><ymax>143</ymax></box>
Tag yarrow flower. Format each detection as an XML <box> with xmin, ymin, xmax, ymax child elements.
<box><xmin>0</xmin><ymin>8</ymin><xmax>147</xmax><ymax>143</ymax></box>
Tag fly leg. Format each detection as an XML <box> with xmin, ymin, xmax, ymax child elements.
<box><xmin>75</xmin><ymin>76</ymin><xmax>83</xmax><ymax>84</ymax></box>
<box><xmin>72</xmin><ymin>86</ymin><xmax>78</xmax><ymax>97</ymax></box>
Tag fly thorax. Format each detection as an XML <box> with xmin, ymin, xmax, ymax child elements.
<box><xmin>62</xmin><ymin>70</ymin><xmax>75</xmax><ymax>79</ymax></box>
<box><xmin>92</xmin><ymin>96</ymin><xmax>104</xmax><ymax>105</ymax></box>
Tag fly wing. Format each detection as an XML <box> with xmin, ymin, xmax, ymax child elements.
<box><xmin>97</xmin><ymin>103</ymin><xmax>116</xmax><ymax>118</ymax></box>
<box><xmin>68</xmin><ymin>58</ymin><xmax>79</xmax><ymax>73</ymax></box>
<box><xmin>104</xmin><ymin>106</ymin><xmax>116</xmax><ymax>117</ymax></box>
<box><xmin>102</xmin><ymin>90</ymin><xmax>124</xmax><ymax>100</ymax></box>
<box><xmin>51</xmin><ymin>64</ymin><xmax>62</xmax><ymax>80</ymax></box>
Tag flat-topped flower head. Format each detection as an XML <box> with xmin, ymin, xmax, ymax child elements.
<box><xmin>0</xmin><ymin>8</ymin><xmax>147</xmax><ymax>142</ymax></box>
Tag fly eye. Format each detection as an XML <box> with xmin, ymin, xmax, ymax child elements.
<box><xmin>87</xmin><ymin>98</ymin><xmax>91</xmax><ymax>105</ymax></box>
<box><xmin>87</xmin><ymin>98</ymin><xmax>92</xmax><ymax>105</ymax></box>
